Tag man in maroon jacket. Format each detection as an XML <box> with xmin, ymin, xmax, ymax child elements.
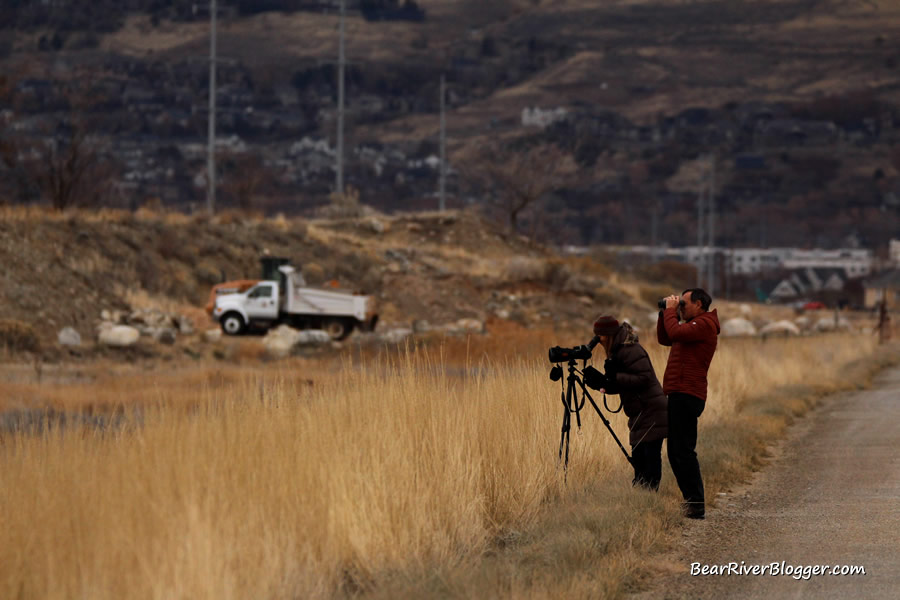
<box><xmin>657</xmin><ymin>288</ymin><xmax>720</xmax><ymax>519</ymax></box>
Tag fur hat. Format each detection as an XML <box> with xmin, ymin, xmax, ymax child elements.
<box><xmin>593</xmin><ymin>315</ymin><xmax>619</xmax><ymax>336</ymax></box>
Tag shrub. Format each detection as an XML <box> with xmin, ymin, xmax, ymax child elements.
<box><xmin>302</xmin><ymin>263</ymin><xmax>325</xmax><ymax>285</ymax></box>
<box><xmin>0</xmin><ymin>319</ymin><xmax>40</xmax><ymax>353</ymax></box>
<box><xmin>633</xmin><ymin>260</ymin><xmax>697</xmax><ymax>288</ymax></box>
<box><xmin>639</xmin><ymin>285</ymin><xmax>672</xmax><ymax>308</ymax></box>
<box><xmin>504</xmin><ymin>257</ymin><xmax>548</xmax><ymax>283</ymax></box>
<box><xmin>195</xmin><ymin>261</ymin><xmax>223</xmax><ymax>286</ymax></box>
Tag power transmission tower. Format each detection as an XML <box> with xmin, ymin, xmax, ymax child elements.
<box><xmin>194</xmin><ymin>1</ymin><xmax>236</xmax><ymax>214</ymax></box>
<box><xmin>707</xmin><ymin>155</ymin><xmax>716</xmax><ymax>296</ymax></box>
<box><xmin>207</xmin><ymin>0</ymin><xmax>217</xmax><ymax>215</ymax></box>
<box><xmin>439</xmin><ymin>73</ymin><xmax>447</xmax><ymax>211</ymax></box>
<box><xmin>336</xmin><ymin>0</ymin><xmax>346</xmax><ymax>196</ymax></box>
<box><xmin>696</xmin><ymin>164</ymin><xmax>706</xmax><ymax>288</ymax></box>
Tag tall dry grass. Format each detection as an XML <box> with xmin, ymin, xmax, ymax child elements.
<box><xmin>0</xmin><ymin>334</ymin><xmax>890</xmax><ymax>599</ymax></box>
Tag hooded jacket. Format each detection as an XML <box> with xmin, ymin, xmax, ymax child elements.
<box><xmin>656</xmin><ymin>308</ymin><xmax>720</xmax><ymax>401</ymax></box>
<box><xmin>605</xmin><ymin>323</ymin><xmax>668</xmax><ymax>447</ymax></box>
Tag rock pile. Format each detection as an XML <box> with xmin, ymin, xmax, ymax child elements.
<box><xmin>262</xmin><ymin>325</ymin><xmax>332</xmax><ymax>359</ymax></box>
<box><xmin>96</xmin><ymin>307</ymin><xmax>195</xmax><ymax>347</ymax></box>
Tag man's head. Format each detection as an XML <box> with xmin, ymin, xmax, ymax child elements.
<box><xmin>679</xmin><ymin>288</ymin><xmax>711</xmax><ymax>320</ymax></box>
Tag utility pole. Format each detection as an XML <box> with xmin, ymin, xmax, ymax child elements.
<box><xmin>206</xmin><ymin>0</ymin><xmax>217</xmax><ymax>215</ymax></box>
<box><xmin>707</xmin><ymin>155</ymin><xmax>716</xmax><ymax>296</ymax></box>
<box><xmin>439</xmin><ymin>73</ymin><xmax>447</xmax><ymax>211</ymax></box>
<box><xmin>696</xmin><ymin>163</ymin><xmax>706</xmax><ymax>288</ymax></box>
<box><xmin>335</xmin><ymin>0</ymin><xmax>346</xmax><ymax>196</ymax></box>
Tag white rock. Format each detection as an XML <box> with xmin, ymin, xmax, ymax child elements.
<box><xmin>264</xmin><ymin>337</ymin><xmax>294</xmax><ymax>360</ymax></box>
<box><xmin>363</xmin><ymin>217</ymin><xmax>386</xmax><ymax>234</ymax></box>
<box><xmin>794</xmin><ymin>316</ymin><xmax>811</xmax><ymax>330</ymax></box>
<box><xmin>177</xmin><ymin>316</ymin><xmax>194</xmax><ymax>335</ymax></box>
<box><xmin>759</xmin><ymin>320</ymin><xmax>801</xmax><ymax>337</ymax></box>
<box><xmin>721</xmin><ymin>317</ymin><xmax>757</xmax><ymax>337</ymax></box>
<box><xmin>739</xmin><ymin>303</ymin><xmax>752</xmax><ymax>316</ymax></box>
<box><xmin>455</xmin><ymin>318</ymin><xmax>485</xmax><ymax>334</ymax></box>
<box><xmin>814</xmin><ymin>316</ymin><xmax>852</xmax><ymax>333</ymax></box>
<box><xmin>57</xmin><ymin>327</ymin><xmax>82</xmax><ymax>347</ymax></box>
<box><xmin>99</xmin><ymin>325</ymin><xmax>140</xmax><ymax>347</ymax></box>
<box><xmin>204</xmin><ymin>329</ymin><xmax>223</xmax><ymax>343</ymax></box>
<box><xmin>295</xmin><ymin>330</ymin><xmax>331</xmax><ymax>345</ymax></box>
<box><xmin>814</xmin><ymin>317</ymin><xmax>836</xmax><ymax>332</ymax></box>
<box><xmin>263</xmin><ymin>326</ymin><xmax>330</xmax><ymax>359</ymax></box>
<box><xmin>379</xmin><ymin>328</ymin><xmax>413</xmax><ymax>344</ymax></box>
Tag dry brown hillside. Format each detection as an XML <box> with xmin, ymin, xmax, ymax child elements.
<box><xmin>0</xmin><ymin>207</ymin><xmax>657</xmax><ymax>359</ymax></box>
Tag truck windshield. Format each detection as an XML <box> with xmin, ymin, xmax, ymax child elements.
<box><xmin>248</xmin><ymin>285</ymin><xmax>273</xmax><ymax>298</ymax></box>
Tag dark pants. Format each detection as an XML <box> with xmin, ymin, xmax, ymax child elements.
<box><xmin>631</xmin><ymin>438</ymin><xmax>663</xmax><ymax>491</ymax></box>
<box><xmin>667</xmin><ymin>392</ymin><xmax>706</xmax><ymax>511</ymax></box>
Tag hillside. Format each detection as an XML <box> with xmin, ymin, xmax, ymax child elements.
<box><xmin>2</xmin><ymin>0</ymin><xmax>899</xmax><ymax>248</ymax></box>
<box><xmin>0</xmin><ymin>207</ymin><xmax>662</xmax><ymax>360</ymax></box>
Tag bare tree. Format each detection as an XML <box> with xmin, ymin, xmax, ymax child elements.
<box><xmin>465</xmin><ymin>142</ymin><xmax>577</xmax><ymax>233</ymax></box>
<box><xmin>222</xmin><ymin>152</ymin><xmax>270</xmax><ymax>213</ymax></box>
<box><xmin>31</xmin><ymin>123</ymin><xmax>112</xmax><ymax>211</ymax></box>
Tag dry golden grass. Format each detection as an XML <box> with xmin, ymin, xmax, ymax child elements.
<box><xmin>0</xmin><ymin>334</ymin><xmax>894</xmax><ymax>599</ymax></box>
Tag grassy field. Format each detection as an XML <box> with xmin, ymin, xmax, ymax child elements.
<box><xmin>0</xmin><ymin>332</ymin><xmax>896</xmax><ymax>599</ymax></box>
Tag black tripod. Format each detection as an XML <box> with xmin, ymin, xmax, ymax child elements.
<box><xmin>554</xmin><ymin>359</ymin><xmax>632</xmax><ymax>477</ymax></box>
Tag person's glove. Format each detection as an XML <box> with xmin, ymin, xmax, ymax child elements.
<box><xmin>582</xmin><ymin>365</ymin><xmax>607</xmax><ymax>390</ymax></box>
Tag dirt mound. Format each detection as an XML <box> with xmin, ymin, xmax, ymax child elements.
<box><xmin>0</xmin><ymin>208</ymin><xmax>650</xmax><ymax>359</ymax></box>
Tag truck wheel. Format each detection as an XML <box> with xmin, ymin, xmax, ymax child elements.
<box><xmin>324</xmin><ymin>318</ymin><xmax>353</xmax><ymax>341</ymax></box>
<box><xmin>221</xmin><ymin>312</ymin><xmax>246</xmax><ymax>336</ymax></box>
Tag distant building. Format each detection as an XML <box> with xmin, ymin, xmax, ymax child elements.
<box><xmin>521</xmin><ymin>106</ymin><xmax>568</xmax><ymax>129</ymax></box>
<box><xmin>768</xmin><ymin>268</ymin><xmax>847</xmax><ymax>301</ymax></box>
<box><xmin>890</xmin><ymin>239</ymin><xmax>900</xmax><ymax>265</ymax></box>
<box><xmin>602</xmin><ymin>246</ymin><xmax>874</xmax><ymax>280</ymax></box>
<box><xmin>781</xmin><ymin>248</ymin><xmax>873</xmax><ymax>278</ymax></box>
<box><xmin>864</xmin><ymin>269</ymin><xmax>900</xmax><ymax>309</ymax></box>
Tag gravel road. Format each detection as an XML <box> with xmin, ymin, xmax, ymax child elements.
<box><xmin>632</xmin><ymin>366</ymin><xmax>900</xmax><ymax>600</ymax></box>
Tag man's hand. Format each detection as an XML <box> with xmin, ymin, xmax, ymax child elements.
<box><xmin>665</xmin><ymin>294</ymin><xmax>680</xmax><ymax>310</ymax></box>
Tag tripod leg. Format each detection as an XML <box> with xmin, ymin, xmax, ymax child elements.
<box><xmin>579</xmin><ymin>380</ymin><xmax>633</xmax><ymax>466</ymax></box>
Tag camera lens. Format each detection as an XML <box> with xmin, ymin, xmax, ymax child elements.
<box><xmin>657</xmin><ymin>299</ymin><xmax>667</xmax><ymax>310</ymax></box>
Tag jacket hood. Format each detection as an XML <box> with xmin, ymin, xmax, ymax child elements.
<box><xmin>699</xmin><ymin>308</ymin><xmax>721</xmax><ymax>334</ymax></box>
<box><xmin>611</xmin><ymin>321</ymin><xmax>639</xmax><ymax>350</ymax></box>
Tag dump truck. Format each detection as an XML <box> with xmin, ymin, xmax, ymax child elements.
<box><xmin>207</xmin><ymin>257</ymin><xmax>378</xmax><ymax>340</ymax></box>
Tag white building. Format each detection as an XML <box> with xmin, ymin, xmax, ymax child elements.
<box><xmin>890</xmin><ymin>239</ymin><xmax>900</xmax><ymax>265</ymax></box>
<box><xmin>611</xmin><ymin>245</ymin><xmax>874</xmax><ymax>278</ymax></box>
<box><xmin>781</xmin><ymin>248</ymin><xmax>873</xmax><ymax>277</ymax></box>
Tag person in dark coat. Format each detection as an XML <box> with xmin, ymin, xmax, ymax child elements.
<box><xmin>658</xmin><ymin>288</ymin><xmax>720</xmax><ymax>519</ymax></box>
<box><xmin>584</xmin><ymin>315</ymin><xmax>668</xmax><ymax>491</ymax></box>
